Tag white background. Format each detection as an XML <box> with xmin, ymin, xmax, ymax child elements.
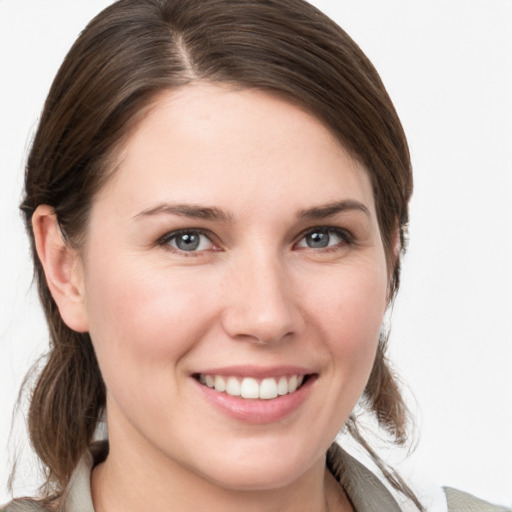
<box><xmin>0</xmin><ymin>0</ymin><xmax>510</xmax><ymax>507</ymax></box>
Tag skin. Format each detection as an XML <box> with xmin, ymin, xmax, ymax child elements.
<box><xmin>34</xmin><ymin>84</ymin><xmax>390</xmax><ymax>512</ymax></box>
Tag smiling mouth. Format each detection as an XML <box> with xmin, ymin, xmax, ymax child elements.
<box><xmin>194</xmin><ymin>374</ymin><xmax>312</xmax><ymax>400</ymax></box>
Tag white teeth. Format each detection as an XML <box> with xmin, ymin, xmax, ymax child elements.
<box><xmin>288</xmin><ymin>375</ymin><xmax>298</xmax><ymax>393</ymax></box>
<box><xmin>240</xmin><ymin>378</ymin><xmax>259</xmax><ymax>399</ymax></box>
<box><xmin>277</xmin><ymin>376</ymin><xmax>288</xmax><ymax>395</ymax></box>
<box><xmin>226</xmin><ymin>376</ymin><xmax>241</xmax><ymax>396</ymax></box>
<box><xmin>199</xmin><ymin>374</ymin><xmax>306</xmax><ymax>399</ymax></box>
<box><xmin>214</xmin><ymin>375</ymin><xmax>226</xmax><ymax>392</ymax></box>
<box><xmin>259</xmin><ymin>378</ymin><xmax>278</xmax><ymax>399</ymax></box>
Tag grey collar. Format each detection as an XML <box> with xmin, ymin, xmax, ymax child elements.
<box><xmin>328</xmin><ymin>444</ymin><xmax>402</xmax><ymax>512</ymax></box>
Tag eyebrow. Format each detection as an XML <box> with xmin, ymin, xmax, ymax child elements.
<box><xmin>297</xmin><ymin>200</ymin><xmax>371</xmax><ymax>220</ymax></box>
<box><xmin>134</xmin><ymin>199</ymin><xmax>370</xmax><ymax>223</ymax></box>
<box><xmin>134</xmin><ymin>203</ymin><xmax>233</xmax><ymax>223</ymax></box>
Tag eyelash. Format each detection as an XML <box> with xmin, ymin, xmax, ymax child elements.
<box><xmin>158</xmin><ymin>228</ymin><xmax>218</xmax><ymax>256</ymax></box>
<box><xmin>295</xmin><ymin>227</ymin><xmax>354</xmax><ymax>252</ymax></box>
<box><xmin>157</xmin><ymin>226</ymin><xmax>354</xmax><ymax>256</ymax></box>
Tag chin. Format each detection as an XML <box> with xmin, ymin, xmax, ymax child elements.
<box><xmin>188</xmin><ymin>439</ymin><xmax>324</xmax><ymax>492</ymax></box>
<box><xmin>203</xmin><ymin>461</ymin><xmax>309</xmax><ymax>492</ymax></box>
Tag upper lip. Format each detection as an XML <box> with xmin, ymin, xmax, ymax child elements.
<box><xmin>193</xmin><ymin>365</ymin><xmax>315</xmax><ymax>379</ymax></box>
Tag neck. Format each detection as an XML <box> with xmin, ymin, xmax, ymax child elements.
<box><xmin>91</xmin><ymin>438</ymin><xmax>352</xmax><ymax>512</ymax></box>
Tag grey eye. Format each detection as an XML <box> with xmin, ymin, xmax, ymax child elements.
<box><xmin>305</xmin><ymin>230</ymin><xmax>330</xmax><ymax>248</ymax></box>
<box><xmin>163</xmin><ymin>231</ymin><xmax>214</xmax><ymax>252</ymax></box>
<box><xmin>297</xmin><ymin>228</ymin><xmax>348</xmax><ymax>250</ymax></box>
<box><xmin>174</xmin><ymin>233</ymin><xmax>201</xmax><ymax>251</ymax></box>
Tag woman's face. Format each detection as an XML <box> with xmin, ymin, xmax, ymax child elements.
<box><xmin>78</xmin><ymin>84</ymin><xmax>389</xmax><ymax>490</ymax></box>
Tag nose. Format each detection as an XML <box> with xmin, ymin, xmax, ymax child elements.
<box><xmin>220</xmin><ymin>252</ymin><xmax>304</xmax><ymax>345</ymax></box>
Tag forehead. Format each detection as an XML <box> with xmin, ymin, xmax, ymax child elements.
<box><xmin>93</xmin><ymin>83</ymin><xmax>376</xmax><ymax>220</ymax></box>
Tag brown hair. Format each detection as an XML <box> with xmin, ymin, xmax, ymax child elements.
<box><xmin>18</xmin><ymin>0</ymin><xmax>416</xmax><ymax>507</ymax></box>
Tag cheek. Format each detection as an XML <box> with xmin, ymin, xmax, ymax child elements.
<box><xmin>83</xmin><ymin>257</ymin><xmax>216</xmax><ymax>382</ymax></box>
<box><xmin>304</xmin><ymin>260</ymin><xmax>387</xmax><ymax>388</ymax></box>
<box><xmin>311</xmin><ymin>261</ymin><xmax>387</xmax><ymax>339</ymax></box>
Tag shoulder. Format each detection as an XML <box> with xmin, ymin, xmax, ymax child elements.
<box><xmin>2</xmin><ymin>442</ymin><xmax>107</xmax><ymax>512</ymax></box>
<box><xmin>327</xmin><ymin>442</ymin><xmax>510</xmax><ymax>512</ymax></box>
<box><xmin>1</xmin><ymin>499</ymin><xmax>48</xmax><ymax>512</ymax></box>
<box><xmin>444</xmin><ymin>487</ymin><xmax>511</xmax><ymax>512</ymax></box>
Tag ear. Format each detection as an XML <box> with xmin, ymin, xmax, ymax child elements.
<box><xmin>32</xmin><ymin>205</ymin><xmax>89</xmax><ymax>332</ymax></box>
<box><xmin>385</xmin><ymin>226</ymin><xmax>402</xmax><ymax>304</ymax></box>
<box><xmin>392</xmin><ymin>225</ymin><xmax>401</xmax><ymax>260</ymax></box>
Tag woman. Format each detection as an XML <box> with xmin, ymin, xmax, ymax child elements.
<box><xmin>1</xmin><ymin>1</ymin><xmax>509</xmax><ymax>511</ymax></box>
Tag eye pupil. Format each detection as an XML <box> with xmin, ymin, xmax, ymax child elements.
<box><xmin>307</xmin><ymin>231</ymin><xmax>329</xmax><ymax>248</ymax></box>
<box><xmin>176</xmin><ymin>233</ymin><xmax>200</xmax><ymax>251</ymax></box>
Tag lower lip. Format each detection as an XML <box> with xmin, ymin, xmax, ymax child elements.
<box><xmin>194</xmin><ymin>376</ymin><xmax>316</xmax><ymax>424</ymax></box>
